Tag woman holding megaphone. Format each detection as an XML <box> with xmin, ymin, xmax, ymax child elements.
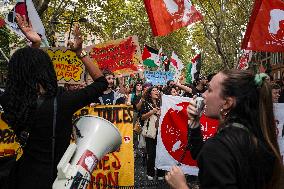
<box><xmin>1</xmin><ymin>14</ymin><xmax>108</xmax><ymax>189</ymax></box>
<box><xmin>165</xmin><ymin>70</ymin><xmax>282</xmax><ymax>189</ymax></box>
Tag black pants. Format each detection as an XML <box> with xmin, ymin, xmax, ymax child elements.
<box><xmin>145</xmin><ymin>137</ymin><xmax>164</xmax><ymax>177</ymax></box>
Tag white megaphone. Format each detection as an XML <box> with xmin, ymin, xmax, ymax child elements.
<box><xmin>53</xmin><ymin>115</ymin><xmax>122</xmax><ymax>189</ymax></box>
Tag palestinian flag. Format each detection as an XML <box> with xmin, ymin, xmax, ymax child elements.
<box><xmin>142</xmin><ymin>45</ymin><xmax>160</xmax><ymax>68</ymax></box>
<box><xmin>185</xmin><ymin>63</ymin><xmax>193</xmax><ymax>84</ymax></box>
<box><xmin>191</xmin><ymin>54</ymin><xmax>201</xmax><ymax>82</ymax></box>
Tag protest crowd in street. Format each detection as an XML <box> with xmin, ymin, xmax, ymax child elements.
<box><xmin>0</xmin><ymin>0</ymin><xmax>284</xmax><ymax>189</ymax></box>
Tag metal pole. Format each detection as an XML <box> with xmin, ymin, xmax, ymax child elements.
<box><xmin>0</xmin><ymin>48</ymin><xmax>9</xmax><ymax>62</ymax></box>
<box><xmin>68</xmin><ymin>4</ymin><xmax>77</xmax><ymax>41</ymax></box>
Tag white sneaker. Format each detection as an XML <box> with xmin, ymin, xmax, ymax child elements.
<box><xmin>147</xmin><ymin>175</ymin><xmax>154</xmax><ymax>180</ymax></box>
<box><xmin>157</xmin><ymin>176</ymin><xmax>164</xmax><ymax>180</ymax></box>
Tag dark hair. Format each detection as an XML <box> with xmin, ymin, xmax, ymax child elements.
<box><xmin>132</xmin><ymin>81</ymin><xmax>143</xmax><ymax>93</ymax></box>
<box><xmin>163</xmin><ymin>86</ymin><xmax>175</xmax><ymax>95</ymax></box>
<box><xmin>166</xmin><ymin>80</ymin><xmax>174</xmax><ymax>86</ymax></box>
<box><xmin>220</xmin><ymin>69</ymin><xmax>281</xmax><ymax>189</ymax></box>
<box><xmin>271</xmin><ymin>83</ymin><xmax>280</xmax><ymax>90</ymax></box>
<box><xmin>144</xmin><ymin>86</ymin><xmax>160</xmax><ymax>107</ymax></box>
<box><xmin>102</xmin><ymin>69</ymin><xmax>114</xmax><ymax>77</ymax></box>
<box><xmin>2</xmin><ymin>47</ymin><xmax>57</xmax><ymax>136</ymax></box>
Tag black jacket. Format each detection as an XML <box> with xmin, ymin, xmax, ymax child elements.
<box><xmin>189</xmin><ymin>123</ymin><xmax>275</xmax><ymax>189</ymax></box>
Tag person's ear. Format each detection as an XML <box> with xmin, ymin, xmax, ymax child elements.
<box><xmin>222</xmin><ymin>96</ymin><xmax>236</xmax><ymax>111</ymax></box>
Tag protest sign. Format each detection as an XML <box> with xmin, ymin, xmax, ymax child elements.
<box><xmin>0</xmin><ymin>104</ymin><xmax>134</xmax><ymax>188</ymax></box>
<box><xmin>88</xmin><ymin>36</ymin><xmax>141</xmax><ymax>74</ymax></box>
<box><xmin>156</xmin><ymin>95</ymin><xmax>218</xmax><ymax>175</ymax></box>
<box><xmin>44</xmin><ymin>48</ymin><xmax>85</xmax><ymax>84</ymax></box>
<box><xmin>0</xmin><ymin>113</ymin><xmax>22</xmax><ymax>159</ymax></box>
<box><xmin>73</xmin><ymin>105</ymin><xmax>134</xmax><ymax>188</ymax></box>
<box><xmin>144</xmin><ymin>71</ymin><xmax>174</xmax><ymax>85</ymax></box>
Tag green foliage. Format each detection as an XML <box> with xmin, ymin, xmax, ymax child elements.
<box><xmin>1</xmin><ymin>0</ymin><xmax>255</xmax><ymax>77</ymax></box>
<box><xmin>190</xmin><ymin>0</ymin><xmax>254</xmax><ymax>75</ymax></box>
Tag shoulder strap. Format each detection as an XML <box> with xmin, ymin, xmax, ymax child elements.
<box><xmin>51</xmin><ymin>97</ymin><xmax>57</xmax><ymax>180</ymax></box>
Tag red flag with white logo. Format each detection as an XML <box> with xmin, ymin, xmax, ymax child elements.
<box><xmin>144</xmin><ymin>0</ymin><xmax>203</xmax><ymax>36</ymax></box>
<box><xmin>242</xmin><ymin>0</ymin><xmax>284</xmax><ymax>52</ymax></box>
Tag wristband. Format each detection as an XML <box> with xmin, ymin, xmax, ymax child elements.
<box><xmin>77</xmin><ymin>50</ymin><xmax>88</xmax><ymax>58</ymax></box>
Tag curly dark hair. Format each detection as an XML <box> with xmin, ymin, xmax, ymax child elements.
<box><xmin>144</xmin><ymin>86</ymin><xmax>160</xmax><ymax>107</ymax></box>
<box><xmin>2</xmin><ymin>47</ymin><xmax>58</xmax><ymax>136</ymax></box>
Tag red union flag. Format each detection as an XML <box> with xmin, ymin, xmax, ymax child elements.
<box><xmin>242</xmin><ymin>0</ymin><xmax>284</xmax><ymax>52</ymax></box>
<box><xmin>144</xmin><ymin>0</ymin><xmax>203</xmax><ymax>36</ymax></box>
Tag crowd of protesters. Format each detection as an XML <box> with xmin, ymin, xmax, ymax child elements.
<box><xmin>0</xmin><ymin>13</ymin><xmax>283</xmax><ymax>189</ymax></box>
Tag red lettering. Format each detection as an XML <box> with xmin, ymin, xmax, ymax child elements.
<box><xmin>111</xmin><ymin>152</ymin><xmax>121</xmax><ymax>170</ymax></box>
<box><xmin>107</xmin><ymin>172</ymin><xmax>119</xmax><ymax>187</ymax></box>
<box><xmin>95</xmin><ymin>173</ymin><xmax>107</xmax><ymax>189</ymax></box>
<box><xmin>102</xmin><ymin>156</ymin><xmax>110</xmax><ymax>170</ymax></box>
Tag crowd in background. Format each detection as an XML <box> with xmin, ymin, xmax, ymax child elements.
<box><xmin>63</xmin><ymin>69</ymin><xmax>284</xmax><ymax>184</ymax></box>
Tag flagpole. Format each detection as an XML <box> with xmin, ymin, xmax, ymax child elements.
<box><xmin>68</xmin><ymin>0</ymin><xmax>79</xmax><ymax>41</ymax></box>
<box><xmin>0</xmin><ymin>48</ymin><xmax>9</xmax><ymax>62</ymax></box>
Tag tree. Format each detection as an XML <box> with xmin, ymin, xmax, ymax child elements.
<box><xmin>40</xmin><ymin>0</ymin><xmax>192</xmax><ymax>64</ymax></box>
<box><xmin>189</xmin><ymin>0</ymin><xmax>254</xmax><ymax>74</ymax></box>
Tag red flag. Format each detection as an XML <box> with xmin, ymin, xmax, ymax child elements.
<box><xmin>242</xmin><ymin>0</ymin><xmax>284</xmax><ymax>52</ymax></box>
<box><xmin>0</xmin><ymin>18</ymin><xmax>5</xmax><ymax>28</ymax></box>
<box><xmin>144</xmin><ymin>0</ymin><xmax>203</xmax><ymax>36</ymax></box>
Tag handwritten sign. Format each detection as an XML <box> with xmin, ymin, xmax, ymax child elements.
<box><xmin>44</xmin><ymin>48</ymin><xmax>85</xmax><ymax>84</ymax></box>
<box><xmin>88</xmin><ymin>36</ymin><xmax>141</xmax><ymax>74</ymax></box>
<box><xmin>144</xmin><ymin>71</ymin><xmax>174</xmax><ymax>85</ymax></box>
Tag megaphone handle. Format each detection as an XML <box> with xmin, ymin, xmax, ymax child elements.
<box><xmin>57</xmin><ymin>143</ymin><xmax>77</xmax><ymax>178</ymax></box>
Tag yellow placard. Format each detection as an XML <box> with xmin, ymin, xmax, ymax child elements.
<box><xmin>0</xmin><ymin>113</ymin><xmax>22</xmax><ymax>159</ymax></box>
<box><xmin>43</xmin><ymin>47</ymin><xmax>86</xmax><ymax>84</ymax></box>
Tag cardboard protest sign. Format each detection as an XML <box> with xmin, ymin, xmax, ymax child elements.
<box><xmin>44</xmin><ymin>48</ymin><xmax>85</xmax><ymax>84</ymax></box>
<box><xmin>73</xmin><ymin>105</ymin><xmax>134</xmax><ymax>188</ymax></box>
<box><xmin>87</xmin><ymin>36</ymin><xmax>141</xmax><ymax>74</ymax></box>
<box><xmin>144</xmin><ymin>71</ymin><xmax>174</xmax><ymax>85</ymax></box>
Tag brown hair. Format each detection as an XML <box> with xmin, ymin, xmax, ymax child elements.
<box><xmin>220</xmin><ymin>69</ymin><xmax>282</xmax><ymax>189</ymax></box>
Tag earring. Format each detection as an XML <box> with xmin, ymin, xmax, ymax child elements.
<box><xmin>220</xmin><ymin>108</ymin><xmax>228</xmax><ymax>119</ymax></box>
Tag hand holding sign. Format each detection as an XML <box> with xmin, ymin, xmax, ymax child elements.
<box><xmin>15</xmin><ymin>13</ymin><xmax>41</xmax><ymax>47</ymax></box>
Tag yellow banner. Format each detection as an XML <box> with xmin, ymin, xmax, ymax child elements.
<box><xmin>73</xmin><ymin>105</ymin><xmax>134</xmax><ymax>188</ymax></box>
<box><xmin>43</xmin><ymin>47</ymin><xmax>86</xmax><ymax>84</ymax></box>
<box><xmin>0</xmin><ymin>113</ymin><xmax>22</xmax><ymax>159</ymax></box>
<box><xmin>0</xmin><ymin>105</ymin><xmax>134</xmax><ymax>188</ymax></box>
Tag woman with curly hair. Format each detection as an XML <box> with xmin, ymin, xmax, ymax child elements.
<box><xmin>140</xmin><ymin>86</ymin><xmax>165</xmax><ymax>180</ymax></box>
<box><xmin>1</xmin><ymin>15</ymin><xmax>108</xmax><ymax>189</ymax></box>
